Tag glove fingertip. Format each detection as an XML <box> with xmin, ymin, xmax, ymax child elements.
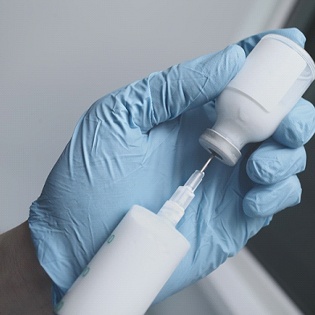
<box><xmin>273</xmin><ymin>99</ymin><xmax>315</xmax><ymax>148</ymax></box>
<box><xmin>243</xmin><ymin>197</ymin><xmax>259</xmax><ymax>218</ymax></box>
<box><xmin>244</xmin><ymin>177</ymin><xmax>302</xmax><ymax>218</ymax></box>
<box><xmin>237</xmin><ymin>27</ymin><xmax>306</xmax><ymax>57</ymax></box>
<box><xmin>243</xmin><ymin>191</ymin><xmax>269</xmax><ymax>218</ymax></box>
<box><xmin>246</xmin><ymin>156</ymin><xmax>265</xmax><ymax>185</ymax></box>
<box><xmin>280</xmin><ymin>27</ymin><xmax>306</xmax><ymax>47</ymax></box>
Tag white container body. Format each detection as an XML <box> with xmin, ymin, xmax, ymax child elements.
<box><xmin>199</xmin><ymin>34</ymin><xmax>315</xmax><ymax>166</ymax></box>
<box><xmin>55</xmin><ymin>205</ymin><xmax>190</xmax><ymax>315</ymax></box>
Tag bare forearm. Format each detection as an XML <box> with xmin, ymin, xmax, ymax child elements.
<box><xmin>0</xmin><ymin>221</ymin><xmax>53</xmax><ymax>315</ymax></box>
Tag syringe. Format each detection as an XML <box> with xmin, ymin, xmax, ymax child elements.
<box><xmin>56</xmin><ymin>155</ymin><xmax>215</xmax><ymax>315</ymax></box>
<box><xmin>157</xmin><ymin>154</ymin><xmax>215</xmax><ymax>226</ymax></box>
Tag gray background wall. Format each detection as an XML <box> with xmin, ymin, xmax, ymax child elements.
<box><xmin>0</xmin><ymin>0</ymin><xmax>295</xmax><ymax>231</ymax></box>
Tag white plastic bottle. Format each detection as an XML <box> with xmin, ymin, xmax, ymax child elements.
<box><xmin>54</xmin><ymin>170</ymin><xmax>205</xmax><ymax>315</ymax></box>
<box><xmin>54</xmin><ymin>205</ymin><xmax>190</xmax><ymax>315</ymax></box>
<box><xmin>199</xmin><ymin>34</ymin><xmax>315</xmax><ymax>166</ymax></box>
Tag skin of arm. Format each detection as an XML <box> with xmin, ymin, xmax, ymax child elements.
<box><xmin>0</xmin><ymin>221</ymin><xmax>53</xmax><ymax>315</ymax></box>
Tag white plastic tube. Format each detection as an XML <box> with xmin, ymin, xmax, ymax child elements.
<box><xmin>55</xmin><ymin>205</ymin><xmax>190</xmax><ymax>315</ymax></box>
<box><xmin>199</xmin><ymin>34</ymin><xmax>315</xmax><ymax>166</ymax></box>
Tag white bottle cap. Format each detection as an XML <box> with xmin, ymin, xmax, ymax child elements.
<box><xmin>199</xmin><ymin>129</ymin><xmax>241</xmax><ymax>166</ymax></box>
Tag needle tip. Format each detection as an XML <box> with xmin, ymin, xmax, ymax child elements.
<box><xmin>200</xmin><ymin>153</ymin><xmax>215</xmax><ymax>173</ymax></box>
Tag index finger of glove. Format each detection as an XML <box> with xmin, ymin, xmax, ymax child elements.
<box><xmin>118</xmin><ymin>44</ymin><xmax>245</xmax><ymax>133</ymax></box>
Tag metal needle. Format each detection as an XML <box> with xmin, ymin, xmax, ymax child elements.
<box><xmin>200</xmin><ymin>153</ymin><xmax>215</xmax><ymax>173</ymax></box>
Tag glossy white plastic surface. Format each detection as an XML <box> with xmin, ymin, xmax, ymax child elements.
<box><xmin>56</xmin><ymin>205</ymin><xmax>190</xmax><ymax>315</ymax></box>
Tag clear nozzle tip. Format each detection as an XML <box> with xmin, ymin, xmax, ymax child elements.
<box><xmin>157</xmin><ymin>154</ymin><xmax>215</xmax><ymax>226</ymax></box>
<box><xmin>185</xmin><ymin>154</ymin><xmax>214</xmax><ymax>192</ymax></box>
<box><xmin>184</xmin><ymin>170</ymin><xmax>204</xmax><ymax>192</ymax></box>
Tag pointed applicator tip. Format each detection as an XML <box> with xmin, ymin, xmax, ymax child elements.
<box><xmin>200</xmin><ymin>153</ymin><xmax>215</xmax><ymax>173</ymax></box>
<box><xmin>157</xmin><ymin>154</ymin><xmax>216</xmax><ymax>226</ymax></box>
<box><xmin>184</xmin><ymin>154</ymin><xmax>215</xmax><ymax>192</ymax></box>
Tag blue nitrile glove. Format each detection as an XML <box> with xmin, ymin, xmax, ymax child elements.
<box><xmin>29</xmin><ymin>28</ymin><xmax>315</xmax><ymax>305</ymax></box>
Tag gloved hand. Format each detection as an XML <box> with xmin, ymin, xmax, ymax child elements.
<box><xmin>29</xmin><ymin>28</ymin><xmax>315</xmax><ymax>305</ymax></box>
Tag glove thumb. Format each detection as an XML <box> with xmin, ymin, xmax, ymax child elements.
<box><xmin>121</xmin><ymin>44</ymin><xmax>246</xmax><ymax>132</ymax></box>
